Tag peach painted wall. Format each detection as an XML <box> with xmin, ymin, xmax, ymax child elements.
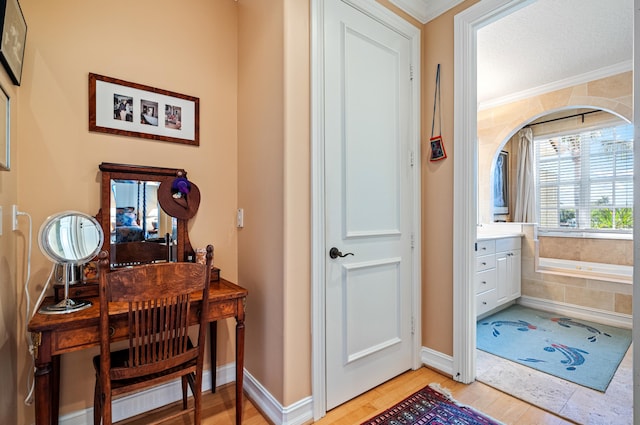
<box><xmin>237</xmin><ymin>0</ymin><xmax>287</xmax><ymax>405</ymax></box>
<box><xmin>0</xmin><ymin>51</ymin><xmax>20</xmax><ymax>425</ymax></box>
<box><xmin>281</xmin><ymin>0</ymin><xmax>312</xmax><ymax>405</ymax></box>
<box><xmin>16</xmin><ymin>1</ymin><xmax>238</xmax><ymax>423</ymax></box>
<box><xmin>421</xmin><ymin>0</ymin><xmax>479</xmax><ymax>356</ymax></box>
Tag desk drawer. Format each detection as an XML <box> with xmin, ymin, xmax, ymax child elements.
<box><xmin>53</xmin><ymin>325</ymin><xmax>100</xmax><ymax>353</ymax></box>
<box><xmin>53</xmin><ymin>319</ymin><xmax>131</xmax><ymax>354</ymax></box>
<box><xmin>475</xmin><ymin>268</ymin><xmax>496</xmax><ymax>294</ymax></box>
<box><xmin>476</xmin><ymin>254</ymin><xmax>495</xmax><ymax>272</ymax></box>
<box><xmin>54</xmin><ymin>283</ymin><xmax>98</xmax><ymax>302</ymax></box>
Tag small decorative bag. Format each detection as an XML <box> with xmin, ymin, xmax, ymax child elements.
<box><xmin>430</xmin><ymin>64</ymin><xmax>447</xmax><ymax>161</ymax></box>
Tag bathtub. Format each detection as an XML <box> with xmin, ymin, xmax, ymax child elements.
<box><xmin>536</xmin><ymin>257</ymin><xmax>632</xmax><ymax>284</ymax></box>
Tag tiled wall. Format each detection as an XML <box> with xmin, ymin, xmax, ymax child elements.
<box><xmin>477</xmin><ymin>72</ymin><xmax>632</xmax><ymax>224</ymax></box>
<box><xmin>520</xmin><ymin>225</ymin><xmax>632</xmax><ymax>315</ymax></box>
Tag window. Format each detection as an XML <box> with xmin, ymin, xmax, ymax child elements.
<box><xmin>535</xmin><ymin>123</ymin><xmax>633</xmax><ymax>232</ymax></box>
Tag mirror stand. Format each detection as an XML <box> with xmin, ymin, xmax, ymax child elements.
<box><xmin>39</xmin><ymin>263</ymin><xmax>92</xmax><ymax>314</ymax></box>
<box><xmin>38</xmin><ymin>210</ymin><xmax>104</xmax><ymax>315</ymax></box>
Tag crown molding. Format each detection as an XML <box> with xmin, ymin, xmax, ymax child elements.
<box><xmin>478</xmin><ymin>60</ymin><xmax>633</xmax><ymax>110</ymax></box>
<box><xmin>389</xmin><ymin>0</ymin><xmax>465</xmax><ymax>23</ymax></box>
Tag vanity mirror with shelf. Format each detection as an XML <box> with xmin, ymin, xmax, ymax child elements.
<box><xmin>97</xmin><ymin>162</ymin><xmax>194</xmax><ymax>268</ymax></box>
<box><xmin>54</xmin><ymin>162</ymin><xmax>206</xmax><ymax>301</ymax></box>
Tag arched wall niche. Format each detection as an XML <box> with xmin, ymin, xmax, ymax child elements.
<box><xmin>478</xmin><ymin>71</ymin><xmax>633</xmax><ymax>224</ymax></box>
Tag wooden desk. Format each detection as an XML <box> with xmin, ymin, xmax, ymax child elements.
<box><xmin>28</xmin><ymin>279</ymin><xmax>247</xmax><ymax>425</ymax></box>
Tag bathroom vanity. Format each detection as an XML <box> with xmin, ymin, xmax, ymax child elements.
<box><xmin>476</xmin><ymin>235</ymin><xmax>522</xmax><ymax>316</ymax></box>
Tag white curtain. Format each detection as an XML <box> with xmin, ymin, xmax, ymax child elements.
<box><xmin>513</xmin><ymin>127</ymin><xmax>535</xmax><ymax>222</ymax></box>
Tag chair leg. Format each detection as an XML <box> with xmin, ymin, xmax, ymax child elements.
<box><xmin>182</xmin><ymin>375</ymin><xmax>190</xmax><ymax>410</ymax></box>
<box><xmin>103</xmin><ymin>390</ymin><xmax>112</xmax><ymax>425</ymax></box>
<box><xmin>93</xmin><ymin>378</ymin><xmax>101</xmax><ymax>425</ymax></box>
<box><xmin>193</xmin><ymin>372</ymin><xmax>202</xmax><ymax>425</ymax></box>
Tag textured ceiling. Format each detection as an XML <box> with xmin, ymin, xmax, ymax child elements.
<box><xmin>477</xmin><ymin>0</ymin><xmax>632</xmax><ymax>106</ymax></box>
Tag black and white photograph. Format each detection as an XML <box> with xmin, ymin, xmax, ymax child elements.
<box><xmin>89</xmin><ymin>73</ymin><xmax>199</xmax><ymax>145</ymax></box>
<box><xmin>113</xmin><ymin>94</ymin><xmax>132</xmax><ymax>122</ymax></box>
<box><xmin>141</xmin><ymin>99</ymin><xmax>158</xmax><ymax>126</ymax></box>
<box><xmin>165</xmin><ymin>104</ymin><xmax>182</xmax><ymax>130</ymax></box>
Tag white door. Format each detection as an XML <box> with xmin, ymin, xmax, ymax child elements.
<box><xmin>323</xmin><ymin>0</ymin><xmax>415</xmax><ymax>410</ymax></box>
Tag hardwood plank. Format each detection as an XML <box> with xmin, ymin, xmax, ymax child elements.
<box><xmin>123</xmin><ymin>366</ymin><xmax>575</xmax><ymax>425</ymax></box>
<box><xmin>313</xmin><ymin>367</ymin><xmax>575</xmax><ymax>425</ymax></box>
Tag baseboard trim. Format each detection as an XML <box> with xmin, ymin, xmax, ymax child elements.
<box><xmin>244</xmin><ymin>368</ymin><xmax>313</xmax><ymax>425</ymax></box>
<box><xmin>518</xmin><ymin>296</ymin><xmax>632</xmax><ymax>329</ymax></box>
<box><xmin>421</xmin><ymin>345</ymin><xmax>454</xmax><ymax>377</ymax></box>
<box><xmin>55</xmin><ymin>364</ymin><xmax>235</xmax><ymax>425</ymax></box>
<box><xmin>54</xmin><ymin>363</ymin><xmax>315</xmax><ymax>425</ymax></box>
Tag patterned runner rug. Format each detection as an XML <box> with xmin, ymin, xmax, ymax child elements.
<box><xmin>361</xmin><ymin>383</ymin><xmax>503</xmax><ymax>425</ymax></box>
<box><xmin>477</xmin><ymin>304</ymin><xmax>631</xmax><ymax>392</ymax></box>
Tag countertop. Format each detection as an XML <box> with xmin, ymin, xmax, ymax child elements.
<box><xmin>477</xmin><ymin>232</ymin><xmax>524</xmax><ymax>241</ymax></box>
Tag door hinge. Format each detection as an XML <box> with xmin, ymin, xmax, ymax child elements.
<box><xmin>409</xmin><ymin>151</ymin><xmax>414</xmax><ymax>167</ymax></box>
<box><xmin>410</xmin><ymin>233</ymin><xmax>415</xmax><ymax>249</ymax></box>
<box><xmin>409</xmin><ymin>65</ymin><xmax>414</xmax><ymax>81</ymax></box>
<box><xmin>411</xmin><ymin>317</ymin><xmax>415</xmax><ymax>335</ymax></box>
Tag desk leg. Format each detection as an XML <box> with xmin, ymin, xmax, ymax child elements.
<box><xmin>236</xmin><ymin>315</ymin><xmax>245</xmax><ymax>425</ymax></box>
<box><xmin>209</xmin><ymin>321</ymin><xmax>217</xmax><ymax>393</ymax></box>
<box><xmin>32</xmin><ymin>332</ymin><xmax>54</xmax><ymax>425</ymax></box>
<box><xmin>51</xmin><ymin>355</ymin><xmax>61</xmax><ymax>423</ymax></box>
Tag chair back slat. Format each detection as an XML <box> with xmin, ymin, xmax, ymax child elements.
<box><xmin>119</xmin><ymin>292</ymin><xmax>195</xmax><ymax>371</ymax></box>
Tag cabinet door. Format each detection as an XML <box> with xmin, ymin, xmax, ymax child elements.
<box><xmin>508</xmin><ymin>249</ymin><xmax>521</xmax><ymax>299</ymax></box>
<box><xmin>495</xmin><ymin>252</ymin><xmax>509</xmax><ymax>303</ymax></box>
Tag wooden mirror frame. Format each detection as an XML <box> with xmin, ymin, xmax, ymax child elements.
<box><xmin>96</xmin><ymin>162</ymin><xmax>195</xmax><ymax>268</ymax></box>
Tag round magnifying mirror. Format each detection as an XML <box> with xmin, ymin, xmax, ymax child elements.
<box><xmin>38</xmin><ymin>211</ymin><xmax>104</xmax><ymax>314</ymax></box>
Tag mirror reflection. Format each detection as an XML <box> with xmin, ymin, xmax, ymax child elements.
<box><xmin>110</xmin><ymin>179</ymin><xmax>177</xmax><ymax>267</ymax></box>
<box><xmin>40</xmin><ymin>211</ymin><xmax>104</xmax><ymax>264</ymax></box>
<box><xmin>110</xmin><ymin>179</ymin><xmax>177</xmax><ymax>244</ymax></box>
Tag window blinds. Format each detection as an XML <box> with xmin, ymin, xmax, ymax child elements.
<box><xmin>535</xmin><ymin>123</ymin><xmax>633</xmax><ymax>231</ymax></box>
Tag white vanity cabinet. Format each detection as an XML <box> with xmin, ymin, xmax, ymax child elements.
<box><xmin>476</xmin><ymin>236</ymin><xmax>521</xmax><ymax>316</ymax></box>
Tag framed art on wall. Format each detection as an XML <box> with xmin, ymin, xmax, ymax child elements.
<box><xmin>493</xmin><ymin>150</ymin><xmax>509</xmax><ymax>214</ymax></box>
<box><xmin>89</xmin><ymin>73</ymin><xmax>200</xmax><ymax>146</ymax></box>
<box><xmin>0</xmin><ymin>84</ymin><xmax>9</xmax><ymax>170</ymax></box>
<box><xmin>0</xmin><ymin>0</ymin><xmax>27</xmax><ymax>86</ymax></box>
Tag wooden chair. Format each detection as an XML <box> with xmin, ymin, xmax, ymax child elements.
<box><xmin>93</xmin><ymin>245</ymin><xmax>213</xmax><ymax>425</ymax></box>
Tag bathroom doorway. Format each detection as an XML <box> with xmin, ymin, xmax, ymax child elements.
<box><xmin>453</xmin><ymin>0</ymin><xmax>633</xmax><ymax>422</ymax></box>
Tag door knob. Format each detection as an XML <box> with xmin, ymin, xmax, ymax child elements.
<box><xmin>329</xmin><ymin>247</ymin><xmax>354</xmax><ymax>259</ymax></box>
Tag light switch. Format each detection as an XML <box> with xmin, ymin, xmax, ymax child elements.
<box><xmin>237</xmin><ymin>208</ymin><xmax>244</xmax><ymax>228</ymax></box>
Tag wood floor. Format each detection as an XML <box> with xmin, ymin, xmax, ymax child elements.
<box><xmin>121</xmin><ymin>366</ymin><xmax>575</xmax><ymax>424</ymax></box>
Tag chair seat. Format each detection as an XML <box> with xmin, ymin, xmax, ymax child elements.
<box><xmin>93</xmin><ymin>338</ymin><xmax>197</xmax><ymax>394</ymax></box>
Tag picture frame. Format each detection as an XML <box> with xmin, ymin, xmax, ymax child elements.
<box><xmin>493</xmin><ymin>150</ymin><xmax>509</xmax><ymax>214</ymax></box>
<box><xmin>82</xmin><ymin>261</ymin><xmax>98</xmax><ymax>283</ymax></box>
<box><xmin>0</xmin><ymin>0</ymin><xmax>26</xmax><ymax>86</ymax></box>
<box><xmin>0</xmin><ymin>84</ymin><xmax>9</xmax><ymax>171</ymax></box>
<box><xmin>429</xmin><ymin>135</ymin><xmax>447</xmax><ymax>161</ymax></box>
<box><xmin>89</xmin><ymin>73</ymin><xmax>199</xmax><ymax>146</ymax></box>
